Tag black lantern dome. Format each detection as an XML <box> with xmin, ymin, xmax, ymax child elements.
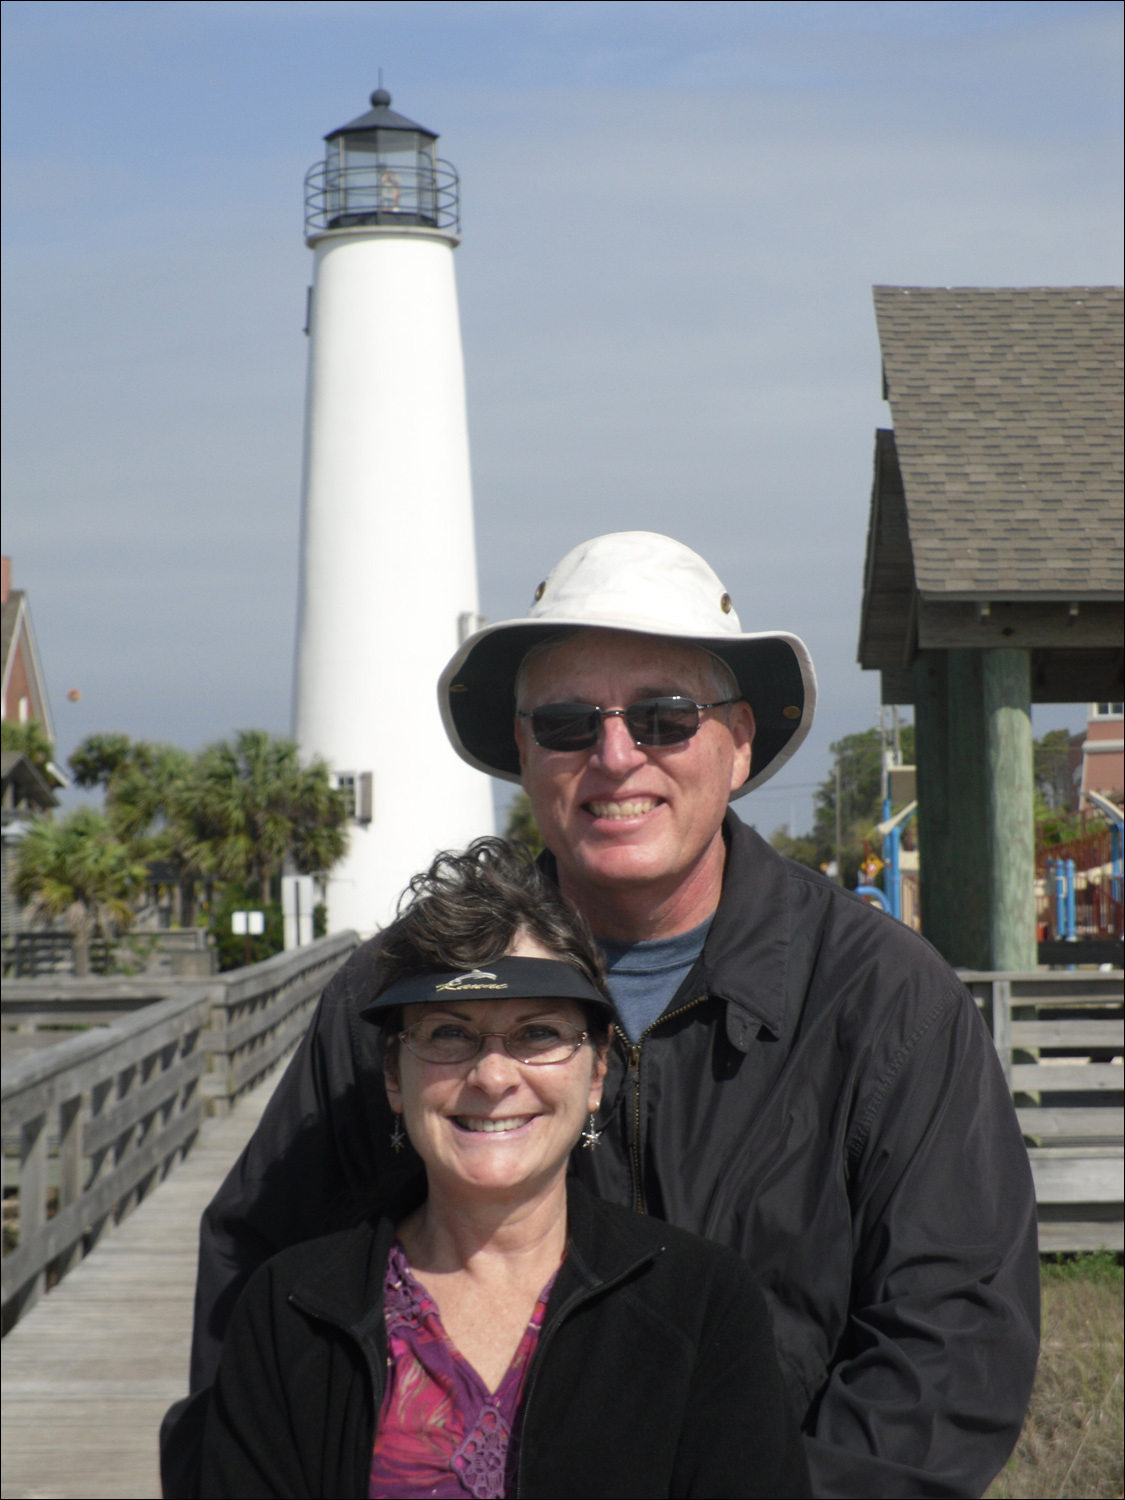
<box><xmin>305</xmin><ymin>89</ymin><xmax>460</xmax><ymax>234</ymax></box>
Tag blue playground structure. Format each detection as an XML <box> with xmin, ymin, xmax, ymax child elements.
<box><xmin>873</xmin><ymin>797</ymin><xmax>917</xmax><ymax>922</ymax></box>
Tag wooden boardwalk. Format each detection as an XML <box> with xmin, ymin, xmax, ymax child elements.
<box><xmin>1</xmin><ymin>1071</ymin><xmax>279</xmax><ymax>1500</ymax></box>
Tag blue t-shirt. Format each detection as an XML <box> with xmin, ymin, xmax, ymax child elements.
<box><xmin>601</xmin><ymin>918</ymin><xmax>713</xmax><ymax>1044</ymax></box>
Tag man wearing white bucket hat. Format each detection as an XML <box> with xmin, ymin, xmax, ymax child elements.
<box><xmin>167</xmin><ymin>533</ymin><xmax>1038</xmax><ymax>1499</ymax></box>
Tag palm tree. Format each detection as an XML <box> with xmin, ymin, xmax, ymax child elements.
<box><xmin>65</xmin><ymin>729</ymin><xmax>348</xmax><ymax>948</ymax></box>
<box><xmin>108</xmin><ymin>744</ymin><xmax>203</xmax><ymax>923</ymax></box>
<box><xmin>105</xmin><ymin>746</ymin><xmax>192</xmax><ymax>840</ymax></box>
<box><xmin>68</xmin><ymin>732</ymin><xmax>134</xmax><ymax>789</ymax></box>
<box><xmin>13</xmin><ymin>809</ymin><xmax>147</xmax><ymax>976</ymax></box>
<box><xmin>189</xmin><ymin>731</ymin><xmax>348</xmax><ymax>902</ymax></box>
<box><xmin>71</xmin><ymin>735</ymin><xmax>203</xmax><ymax>924</ymax></box>
<box><xmin>288</xmin><ymin>759</ymin><xmax>351</xmax><ymax>878</ymax></box>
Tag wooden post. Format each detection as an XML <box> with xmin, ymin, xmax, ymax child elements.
<box><xmin>912</xmin><ymin>650</ymin><xmax>955</xmax><ymax>960</ymax></box>
<box><xmin>915</xmin><ymin>648</ymin><xmax>1030</xmax><ymax>970</ymax></box>
<box><xmin>989</xmin><ymin>978</ymin><xmax>1013</xmax><ymax>1087</ymax></box>
<box><xmin>946</xmin><ymin>649</ymin><xmax>991</xmax><ymax>969</ymax></box>
<box><xmin>56</xmin><ymin>1095</ymin><xmax>84</xmax><ymax>1278</ymax></box>
<box><xmin>84</xmin><ymin>1076</ymin><xmax>115</xmax><ymax>1253</ymax></box>
<box><xmin>17</xmin><ymin>1112</ymin><xmax>48</xmax><ymax>1316</ymax></box>
<box><xmin>983</xmin><ymin>648</ymin><xmax>1037</xmax><ymax>970</ymax></box>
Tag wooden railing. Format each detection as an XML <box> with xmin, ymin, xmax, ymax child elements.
<box><xmin>5</xmin><ymin>950</ymin><xmax>1115</xmax><ymax>1332</ymax></box>
<box><xmin>1</xmin><ymin>932</ymin><xmax>359</xmax><ymax>1331</ymax></box>
<box><xmin>964</xmin><ymin>969</ymin><xmax>1124</xmax><ymax>1252</ymax></box>
<box><xmin>199</xmin><ymin>936</ymin><xmax>357</xmax><ymax>1112</ymax></box>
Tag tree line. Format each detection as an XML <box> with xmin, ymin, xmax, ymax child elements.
<box><xmin>769</xmin><ymin>723</ymin><xmax>1088</xmax><ymax>887</ymax></box>
<box><xmin>766</xmin><ymin>725</ymin><xmax>916</xmax><ymax>888</ymax></box>
<box><xmin>4</xmin><ymin>723</ymin><xmax>349</xmax><ymax>974</ymax></box>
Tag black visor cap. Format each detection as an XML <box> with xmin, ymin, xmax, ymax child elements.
<box><xmin>360</xmin><ymin>956</ymin><xmax>612</xmax><ymax>1023</ymax></box>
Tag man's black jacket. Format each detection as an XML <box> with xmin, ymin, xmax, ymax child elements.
<box><xmin>200</xmin><ymin>1179</ymin><xmax>811</xmax><ymax>1498</ymax></box>
<box><xmin>171</xmin><ymin>815</ymin><xmax>1039</xmax><ymax>1499</ymax></box>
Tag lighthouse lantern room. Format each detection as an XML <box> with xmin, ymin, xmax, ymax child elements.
<box><xmin>293</xmin><ymin>89</ymin><xmax>494</xmax><ymax>936</ymax></box>
<box><xmin>305</xmin><ymin>88</ymin><xmax>458</xmax><ymax>233</ymax></box>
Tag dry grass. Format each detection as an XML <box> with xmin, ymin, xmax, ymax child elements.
<box><xmin>986</xmin><ymin>1254</ymin><xmax>1123</xmax><ymax>1500</ymax></box>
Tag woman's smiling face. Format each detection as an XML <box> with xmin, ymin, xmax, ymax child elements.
<box><xmin>383</xmin><ymin>941</ymin><xmax>608</xmax><ymax>1203</ymax></box>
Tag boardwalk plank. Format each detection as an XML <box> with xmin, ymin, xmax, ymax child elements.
<box><xmin>1</xmin><ymin>1071</ymin><xmax>280</xmax><ymax>1500</ymax></box>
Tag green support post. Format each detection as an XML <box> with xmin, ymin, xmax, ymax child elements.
<box><xmin>912</xmin><ymin>650</ymin><xmax>955</xmax><ymax>961</ymax></box>
<box><xmin>946</xmin><ymin>650</ymin><xmax>991</xmax><ymax>969</ymax></box>
<box><xmin>983</xmin><ymin>649</ymin><xmax>1037</xmax><ymax>970</ymax></box>
<box><xmin>913</xmin><ymin>648</ymin><xmax>1036</xmax><ymax>970</ymax></box>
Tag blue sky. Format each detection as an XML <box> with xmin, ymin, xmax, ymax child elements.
<box><xmin>2</xmin><ymin>1</ymin><xmax>1122</xmax><ymax>833</ymax></box>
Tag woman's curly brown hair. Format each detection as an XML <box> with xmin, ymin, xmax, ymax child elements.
<box><xmin>375</xmin><ymin>837</ymin><xmax>610</xmax><ymax>1043</ymax></box>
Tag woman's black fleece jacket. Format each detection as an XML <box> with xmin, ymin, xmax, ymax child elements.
<box><xmin>200</xmin><ymin>1178</ymin><xmax>811</xmax><ymax>1499</ymax></box>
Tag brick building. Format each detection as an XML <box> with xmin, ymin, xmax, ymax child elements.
<box><xmin>1079</xmin><ymin>701</ymin><xmax>1124</xmax><ymax>808</ymax></box>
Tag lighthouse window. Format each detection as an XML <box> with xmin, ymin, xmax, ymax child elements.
<box><xmin>334</xmin><ymin>773</ymin><xmax>356</xmax><ymax>820</ymax></box>
<box><xmin>332</xmin><ymin>771</ymin><xmax>373</xmax><ymax>824</ymax></box>
<box><xmin>325</xmin><ymin>128</ymin><xmax>435</xmax><ymax>226</ymax></box>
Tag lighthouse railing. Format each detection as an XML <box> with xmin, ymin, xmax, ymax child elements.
<box><xmin>304</xmin><ymin>160</ymin><xmax>460</xmax><ymax>236</ymax></box>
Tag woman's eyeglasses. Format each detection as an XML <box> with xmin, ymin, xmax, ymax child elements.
<box><xmin>518</xmin><ymin>696</ymin><xmax>735</xmax><ymax>753</ymax></box>
<box><xmin>399</xmin><ymin>1018</ymin><xmax>588</xmax><ymax>1066</ymax></box>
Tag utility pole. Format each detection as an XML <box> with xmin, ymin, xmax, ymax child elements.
<box><xmin>835</xmin><ymin>759</ymin><xmax>842</xmax><ymax>883</ymax></box>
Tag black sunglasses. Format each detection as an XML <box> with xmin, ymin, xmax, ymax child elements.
<box><xmin>519</xmin><ymin>696</ymin><xmax>736</xmax><ymax>753</ymax></box>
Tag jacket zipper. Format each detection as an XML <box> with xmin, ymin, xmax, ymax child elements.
<box><xmin>620</xmin><ymin>993</ymin><xmax>709</xmax><ymax>1213</ymax></box>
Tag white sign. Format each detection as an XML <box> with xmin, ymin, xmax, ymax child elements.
<box><xmin>231</xmin><ymin>910</ymin><xmax>266</xmax><ymax>936</ymax></box>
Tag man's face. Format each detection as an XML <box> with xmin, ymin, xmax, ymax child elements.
<box><xmin>515</xmin><ymin>629</ymin><xmax>755</xmax><ymax>912</ymax></box>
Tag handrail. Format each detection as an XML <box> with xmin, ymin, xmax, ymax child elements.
<box><xmin>1</xmin><ymin>931</ymin><xmax>360</xmax><ymax>1331</ymax></box>
<box><xmin>201</xmin><ymin>931</ymin><xmax>359</xmax><ymax>1109</ymax></box>
<box><xmin>854</xmin><ymin>884</ymin><xmax>890</xmax><ymax>911</ymax></box>
<box><xmin>1088</xmin><ymin>789</ymin><xmax>1124</xmax><ymax>828</ymax></box>
<box><xmin>962</xmin><ymin>969</ymin><xmax>1123</xmax><ymax>1251</ymax></box>
<box><xmin>876</xmin><ymin>799</ymin><xmax>918</xmax><ymax>838</ymax></box>
<box><xmin>1</xmin><ymin>984</ymin><xmax>214</xmax><ymax>1121</ymax></box>
<box><xmin>303</xmin><ymin>159</ymin><xmax>460</xmax><ymax>236</ymax></box>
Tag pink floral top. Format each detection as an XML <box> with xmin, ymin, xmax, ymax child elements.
<box><xmin>369</xmin><ymin>1242</ymin><xmax>558</xmax><ymax>1500</ymax></box>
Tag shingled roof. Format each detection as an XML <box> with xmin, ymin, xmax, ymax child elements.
<box><xmin>859</xmin><ymin>287</ymin><xmax>1124</xmax><ymax>704</ymax></box>
<box><xmin>872</xmin><ymin>285</ymin><xmax>1123</xmax><ymax>599</ymax></box>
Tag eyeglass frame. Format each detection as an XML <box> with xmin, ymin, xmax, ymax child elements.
<box><xmin>397</xmin><ymin>1018</ymin><xmax>591</xmax><ymax>1067</ymax></box>
<box><xmin>517</xmin><ymin>695</ymin><xmax>737</xmax><ymax>752</ymax></box>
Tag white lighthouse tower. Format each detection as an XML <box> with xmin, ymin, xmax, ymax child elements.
<box><xmin>292</xmin><ymin>88</ymin><xmax>494</xmax><ymax>935</ymax></box>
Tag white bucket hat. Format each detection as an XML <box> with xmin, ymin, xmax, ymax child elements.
<box><xmin>438</xmin><ymin>531</ymin><xmax>817</xmax><ymax>799</ymax></box>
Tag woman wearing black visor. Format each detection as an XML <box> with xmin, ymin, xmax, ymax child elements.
<box><xmin>199</xmin><ymin>838</ymin><xmax>809</xmax><ymax>1499</ymax></box>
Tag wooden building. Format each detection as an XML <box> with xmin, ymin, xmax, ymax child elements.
<box><xmin>858</xmin><ymin>287</ymin><xmax>1123</xmax><ymax>968</ymax></box>
<box><xmin>1</xmin><ymin>752</ymin><xmax>59</xmax><ymax>945</ymax></box>
<box><xmin>1</xmin><ymin>557</ymin><xmax>68</xmax><ymax>954</ymax></box>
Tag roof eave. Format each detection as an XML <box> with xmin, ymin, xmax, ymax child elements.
<box><xmin>917</xmin><ymin>589</ymin><xmax>1125</xmax><ymax>604</ymax></box>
